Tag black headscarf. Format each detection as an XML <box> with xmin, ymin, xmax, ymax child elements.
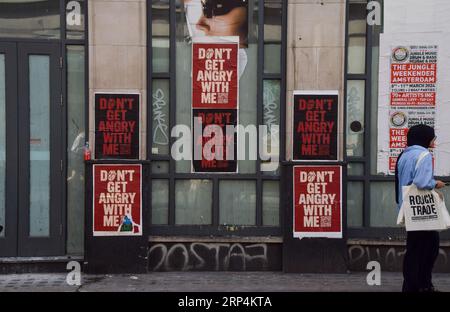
<box><xmin>395</xmin><ymin>124</ymin><xmax>435</xmax><ymax>204</ymax></box>
<box><xmin>406</xmin><ymin>124</ymin><xmax>435</xmax><ymax>148</ymax></box>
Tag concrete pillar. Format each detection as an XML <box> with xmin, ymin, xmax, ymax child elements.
<box><xmin>88</xmin><ymin>0</ymin><xmax>147</xmax><ymax>159</ymax></box>
<box><xmin>286</xmin><ymin>0</ymin><xmax>345</xmax><ymax>161</ymax></box>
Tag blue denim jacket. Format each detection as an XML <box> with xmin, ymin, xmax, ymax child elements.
<box><xmin>397</xmin><ymin>145</ymin><xmax>436</xmax><ymax>209</ymax></box>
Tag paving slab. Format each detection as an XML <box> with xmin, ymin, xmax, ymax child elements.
<box><xmin>0</xmin><ymin>272</ymin><xmax>450</xmax><ymax>292</ymax></box>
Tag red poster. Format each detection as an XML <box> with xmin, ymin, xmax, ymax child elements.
<box><xmin>93</xmin><ymin>164</ymin><xmax>142</xmax><ymax>236</ymax></box>
<box><xmin>192</xmin><ymin>42</ymin><xmax>238</xmax><ymax>109</ymax></box>
<box><xmin>293</xmin><ymin>166</ymin><xmax>342</xmax><ymax>239</ymax></box>
<box><xmin>292</xmin><ymin>92</ymin><xmax>339</xmax><ymax>161</ymax></box>
<box><xmin>389</xmin><ymin>128</ymin><xmax>408</xmax><ymax>149</ymax></box>
<box><xmin>95</xmin><ymin>93</ymin><xmax>140</xmax><ymax>159</ymax></box>
<box><xmin>389</xmin><ymin>157</ymin><xmax>398</xmax><ymax>172</ymax></box>
<box><xmin>385</xmin><ymin>46</ymin><xmax>438</xmax><ymax>174</ymax></box>
<box><xmin>192</xmin><ymin>109</ymin><xmax>237</xmax><ymax>173</ymax></box>
<box><xmin>390</xmin><ymin>63</ymin><xmax>437</xmax><ymax>85</ymax></box>
<box><xmin>390</xmin><ymin>61</ymin><xmax>437</xmax><ymax>107</ymax></box>
<box><xmin>390</xmin><ymin>92</ymin><xmax>436</xmax><ymax>107</ymax></box>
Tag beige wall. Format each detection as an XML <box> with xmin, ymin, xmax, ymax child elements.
<box><xmin>88</xmin><ymin>0</ymin><xmax>147</xmax><ymax>159</ymax></box>
<box><xmin>286</xmin><ymin>0</ymin><xmax>346</xmax><ymax>160</ymax></box>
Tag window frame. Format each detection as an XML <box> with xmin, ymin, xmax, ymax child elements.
<box><xmin>147</xmin><ymin>0</ymin><xmax>287</xmax><ymax>236</ymax></box>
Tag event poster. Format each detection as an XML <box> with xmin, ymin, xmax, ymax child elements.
<box><xmin>376</xmin><ymin>37</ymin><xmax>446</xmax><ymax>174</ymax></box>
<box><xmin>95</xmin><ymin>93</ymin><xmax>140</xmax><ymax>160</ymax></box>
<box><xmin>292</xmin><ymin>91</ymin><xmax>339</xmax><ymax>161</ymax></box>
<box><xmin>293</xmin><ymin>166</ymin><xmax>342</xmax><ymax>239</ymax></box>
<box><xmin>387</xmin><ymin>45</ymin><xmax>438</xmax><ymax>172</ymax></box>
<box><xmin>93</xmin><ymin>164</ymin><xmax>142</xmax><ymax>236</ymax></box>
<box><xmin>192</xmin><ymin>37</ymin><xmax>239</xmax><ymax>173</ymax></box>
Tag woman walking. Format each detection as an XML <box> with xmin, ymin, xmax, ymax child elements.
<box><xmin>395</xmin><ymin>124</ymin><xmax>445</xmax><ymax>292</ymax></box>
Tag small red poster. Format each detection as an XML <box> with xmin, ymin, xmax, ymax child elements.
<box><xmin>192</xmin><ymin>41</ymin><xmax>238</xmax><ymax>109</ymax></box>
<box><xmin>293</xmin><ymin>166</ymin><xmax>342</xmax><ymax>239</ymax></box>
<box><xmin>192</xmin><ymin>109</ymin><xmax>237</xmax><ymax>173</ymax></box>
<box><xmin>292</xmin><ymin>91</ymin><xmax>339</xmax><ymax>161</ymax></box>
<box><xmin>93</xmin><ymin>164</ymin><xmax>142</xmax><ymax>236</ymax></box>
<box><xmin>95</xmin><ymin>93</ymin><xmax>140</xmax><ymax>160</ymax></box>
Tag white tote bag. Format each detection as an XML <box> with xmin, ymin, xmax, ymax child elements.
<box><xmin>396</xmin><ymin>151</ymin><xmax>450</xmax><ymax>231</ymax></box>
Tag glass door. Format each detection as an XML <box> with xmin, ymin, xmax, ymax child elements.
<box><xmin>0</xmin><ymin>42</ymin><xmax>17</xmax><ymax>256</ymax></box>
<box><xmin>17</xmin><ymin>42</ymin><xmax>63</xmax><ymax>256</ymax></box>
<box><xmin>0</xmin><ymin>42</ymin><xmax>64</xmax><ymax>257</ymax></box>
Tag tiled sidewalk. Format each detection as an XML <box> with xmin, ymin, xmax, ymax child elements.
<box><xmin>0</xmin><ymin>272</ymin><xmax>450</xmax><ymax>292</ymax></box>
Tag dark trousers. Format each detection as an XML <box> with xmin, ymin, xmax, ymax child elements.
<box><xmin>402</xmin><ymin>231</ymin><xmax>440</xmax><ymax>292</ymax></box>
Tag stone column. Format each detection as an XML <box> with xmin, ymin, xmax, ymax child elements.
<box><xmin>283</xmin><ymin>0</ymin><xmax>348</xmax><ymax>273</ymax></box>
<box><xmin>88</xmin><ymin>0</ymin><xmax>147</xmax><ymax>159</ymax></box>
<box><xmin>286</xmin><ymin>0</ymin><xmax>345</xmax><ymax>161</ymax></box>
<box><xmin>85</xmin><ymin>0</ymin><xmax>148</xmax><ymax>273</ymax></box>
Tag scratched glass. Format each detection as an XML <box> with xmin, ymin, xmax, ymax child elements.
<box><xmin>347</xmin><ymin>163</ymin><xmax>364</xmax><ymax>176</ymax></box>
<box><xmin>175</xmin><ymin>5</ymin><xmax>192</xmax><ymax>173</ymax></box>
<box><xmin>262</xmin><ymin>80</ymin><xmax>280</xmax><ymax>175</ymax></box>
<box><xmin>29</xmin><ymin>55</ymin><xmax>50</xmax><ymax>237</ymax></box>
<box><xmin>263</xmin><ymin>181</ymin><xmax>279</xmax><ymax>226</ymax></box>
<box><xmin>264</xmin><ymin>0</ymin><xmax>281</xmax><ymax>74</ymax></box>
<box><xmin>152</xmin><ymin>0</ymin><xmax>170</xmax><ymax>72</ymax></box>
<box><xmin>175</xmin><ymin>180</ymin><xmax>212</xmax><ymax>225</ymax></box>
<box><xmin>152</xmin><ymin>179</ymin><xmax>169</xmax><ymax>225</ymax></box>
<box><xmin>152</xmin><ymin>79</ymin><xmax>170</xmax><ymax>155</ymax></box>
<box><xmin>370</xmin><ymin>182</ymin><xmax>399</xmax><ymax>227</ymax></box>
<box><xmin>151</xmin><ymin>161</ymin><xmax>169</xmax><ymax>174</ymax></box>
<box><xmin>0</xmin><ymin>1</ymin><xmax>60</xmax><ymax>39</ymax></box>
<box><xmin>219</xmin><ymin>180</ymin><xmax>256</xmax><ymax>225</ymax></box>
<box><xmin>0</xmin><ymin>55</ymin><xmax>5</xmax><ymax>237</ymax></box>
<box><xmin>370</xmin><ymin>24</ymin><xmax>383</xmax><ymax>175</ymax></box>
<box><xmin>238</xmin><ymin>2</ymin><xmax>258</xmax><ymax>174</ymax></box>
<box><xmin>346</xmin><ymin>80</ymin><xmax>365</xmax><ymax>157</ymax></box>
<box><xmin>347</xmin><ymin>182</ymin><xmax>363</xmax><ymax>227</ymax></box>
<box><xmin>347</xmin><ymin>1</ymin><xmax>367</xmax><ymax>74</ymax></box>
<box><xmin>67</xmin><ymin>46</ymin><xmax>85</xmax><ymax>253</ymax></box>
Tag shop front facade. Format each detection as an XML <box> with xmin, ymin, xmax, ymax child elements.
<box><xmin>1</xmin><ymin>0</ymin><xmax>450</xmax><ymax>273</ymax></box>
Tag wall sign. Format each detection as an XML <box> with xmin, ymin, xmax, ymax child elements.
<box><xmin>378</xmin><ymin>43</ymin><xmax>438</xmax><ymax>174</ymax></box>
<box><xmin>95</xmin><ymin>93</ymin><xmax>140</xmax><ymax>159</ymax></box>
<box><xmin>375</xmin><ymin>31</ymin><xmax>450</xmax><ymax>175</ymax></box>
<box><xmin>93</xmin><ymin>164</ymin><xmax>142</xmax><ymax>236</ymax></box>
<box><xmin>293</xmin><ymin>165</ymin><xmax>342</xmax><ymax>239</ymax></box>
<box><xmin>292</xmin><ymin>91</ymin><xmax>339</xmax><ymax>161</ymax></box>
<box><xmin>191</xmin><ymin>37</ymin><xmax>239</xmax><ymax>173</ymax></box>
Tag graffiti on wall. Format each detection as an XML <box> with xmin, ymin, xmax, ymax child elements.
<box><xmin>152</xmin><ymin>88</ymin><xmax>169</xmax><ymax>146</ymax></box>
<box><xmin>348</xmin><ymin>245</ymin><xmax>450</xmax><ymax>272</ymax></box>
<box><xmin>147</xmin><ymin>242</ymin><xmax>282</xmax><ymax>272</ymax></box>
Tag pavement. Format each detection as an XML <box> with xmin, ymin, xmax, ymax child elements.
<box><xmin>1</xmin><ymin>272</ymin><xmax>450</xmax><ymax>292</ymax></box>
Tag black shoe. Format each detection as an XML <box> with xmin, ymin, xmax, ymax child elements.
<box><xmin>0</xmin><ymin>225</ymin><xmax>3</xmax><ymax>234</ymax></box>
